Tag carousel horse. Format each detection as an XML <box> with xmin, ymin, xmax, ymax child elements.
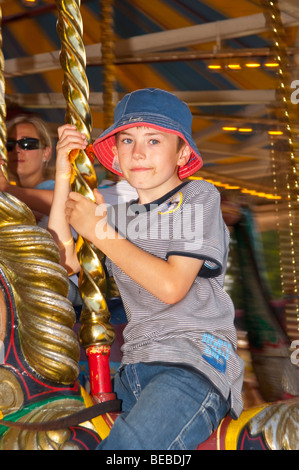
<box><xmin>222</xmin><ymin>200</ymin><xmax>299</xmax><ymax>403</ymax></box>
<box><xmin>233</xmin><ymin>207</ymin><xmax>299</xmax><ymax>403</ymax></box>
<box><xmin>197</xmin><ymin>396</ymin><xmax>299</xmax><ymax>450</ymax></box>
<box><xmin>0</xmin><ymin>191</ymin><xmax>120</xmax><ymax>450</ymax></box>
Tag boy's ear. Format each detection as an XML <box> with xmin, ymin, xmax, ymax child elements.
<box><xmin>111</xmin><ymin>145</ymin><xmax>118</xmax><ymax>157</ymax></box>
<box><xmin>111</xmin><ymin>145</ymin><xmax>122</xmax><ymax>173</ymax></box>
<box><xmin>177</xmin><ymin>144</ymin><xmax>192</xmax><ymax>168</ymax></box>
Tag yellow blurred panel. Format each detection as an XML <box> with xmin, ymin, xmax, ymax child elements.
<box><xmin>116</xmin><ymin>63</ymin><xmax>172</xmax><ymax>92</ymax></box>
<box><xmin>7</xmin><ymin>18</ymin><xmax>56</xmax><ymax>55</ymax></box>
<box><xmin>2</xmin><ymin>1</ymin><xmax>28</xmax><ymax>16</ymax></box>
<box><xmin>216</xmin><ymin>156</ymin><xmax>254</xmax><ymax>165</ymax></box>
<box><xmin>135</xmin><ymin>0</ymin><xmax>194</xmax><ymax>29</ymax></box>
<box><xmin>224</xmin><ymin>68</ymin><xmax>276</xmax><ymax>91</ymax></box>
<box><xmin>201</xmin><ymin>0</ymin><xmax>262</xmax><ymax>18</ymax></box>
<box><xmin>82</xmin><ymin>5</ymin><xmax>102</xmax><ymax>45</ymax></box>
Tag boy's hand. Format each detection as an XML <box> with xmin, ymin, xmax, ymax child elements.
<box><xmin>56</xmin><ymin>124</ymin><xmax>88</xmax><ymax>179</ymax></box>
<box><xmin>65</xmin><ymin>188</ymin><xmax>109</xmax><ymax>242</ymax></box>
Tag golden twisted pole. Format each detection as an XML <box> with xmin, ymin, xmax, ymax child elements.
<box><xmin>55</xmin><ymin>0</ymin><xmax>115</xmax><ymax>399</ymax></box>
<box><xmin>262</xmin><ymin>0</ymin><xmax>299</xmax><ymax>341</ymax></box>
<box><xmin>0</xmin><ymin>7</ymin><xmax>7</xmax><ymax>180</ymax></box>
<box><xmin>101</xmin><ymin>0</ymin><xmax>115</xmax><ymax>130</ymax></box>
<box><xmin>100</xmin><ymin>0</ymin><xmax>118</xmax><ymax>184</ymax></box>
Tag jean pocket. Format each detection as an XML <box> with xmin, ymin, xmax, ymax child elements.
<box><xmin>205</xmin><ymin>389</ymin><xmax>229</xmax><ymax>431</ymax></box>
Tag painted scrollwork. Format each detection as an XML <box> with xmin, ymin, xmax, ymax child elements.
<box><xmin>248</xmin><ymin>399</ymin><xmax>299</xmax><ymax>450</ymax></box>
<box><xmin>0</xmin><ymin>399</ymin><xmax>87</xmax><ymax>450</ymax></box>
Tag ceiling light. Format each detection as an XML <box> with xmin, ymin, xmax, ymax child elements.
<box><xmin>245</xmin><ymin>63</ymin><xmax>261</xmax><ymax>68</ymax></box>
<box><xmin>227</xmin><ymin>64</ymin><xmax>242</xmax><ymax>70</ymax></box>
<box><xmin>264</xmin><ymin>62</ymin><xmax>279</xmax><ymax>68</ymax></box>
<box><xmin>21</xmin><ymin>0</ymin><xmax>40</xmax><ymax>7</ymax></box>
<box><xmin>207</xmin><ymin>64</ymin><xmax>222</xmax><ymax>70</ymax></box>
<box><xmin>222</xmin><ymin>127</ymin><xmax>238</xmax><ymax>132</ymax></box>
<box><xmin>268</xmin><ymin>130</ymin><xmax>283</xmax><ymax>135</ymax></box>
<box><xmin>238</xmin><ymin>128</ymin><xmax>253</xmax><ymax>133</ymax></box>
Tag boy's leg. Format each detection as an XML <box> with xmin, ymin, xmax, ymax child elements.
<box><xmin>97</xmin><ymin>363</ymin><xmax>229</xmax><ymax>450</ymax></box>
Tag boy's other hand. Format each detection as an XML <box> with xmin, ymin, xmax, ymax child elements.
<box><xmin>65</xmin><ymin>188</ymin><xmax>109</xmax><ymax>243</ymax></box>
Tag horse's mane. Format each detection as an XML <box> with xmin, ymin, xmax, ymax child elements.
<box><xmin>0</xmin><ymin>192</ymin><xmax>80</xmax><ymax>384</ymax></box>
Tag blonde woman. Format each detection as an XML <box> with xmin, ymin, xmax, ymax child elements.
<box><xmin>0</xmin><ymin>115</ymin><xmax>55</xmax><ymax>217</ymax></box>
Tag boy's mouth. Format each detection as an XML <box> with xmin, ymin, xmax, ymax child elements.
<box><xmin>130</xmin><ymin>167</ymin><xmax>151</xmax><ymax>172</ymax></box>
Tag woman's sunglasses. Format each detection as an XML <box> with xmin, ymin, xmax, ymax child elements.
<box><xmin>6</xmin><ymin>137</ymin><xmax>40</xmax><ymax>152</ymax></box>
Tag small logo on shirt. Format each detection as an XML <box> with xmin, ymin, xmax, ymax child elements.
<box><xmin>201</xmin><ymin>333</ymin><xmax>233</xmax><ymax>373</ymax></box>
<box><xmin>159</xmin><ymin>192</ymin><xmax>183</xmax><ymax>215</ymax></box>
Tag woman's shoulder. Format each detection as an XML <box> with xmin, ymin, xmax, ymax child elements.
<box><xmin>35</xmin><ymin>179</ymin><xmax>55</xmax><ymax>190</ymax></box>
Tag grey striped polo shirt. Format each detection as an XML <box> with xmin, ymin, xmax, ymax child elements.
<box><xmin>106</xmin><ymin>179</ymin><xmax>244</xmax><ymax>419</ymax></box>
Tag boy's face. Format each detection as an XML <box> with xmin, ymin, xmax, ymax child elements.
<box><xmin>112</xmin><ymin>126</ymin><xmax>191</xmax><ymax>203</ymax></box>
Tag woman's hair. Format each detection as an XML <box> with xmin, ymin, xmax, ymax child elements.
<box><xmin>7</xmin><ymin>115</ymin><xmax>52</xmax><ymax>149</ymax></box>
<box><xmin>6</xmin><ymin>114</ymin><xmax>55</xmax><ymax>180</ymax></box>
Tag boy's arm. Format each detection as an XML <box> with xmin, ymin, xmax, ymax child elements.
<box><xmin>48</xmin><ymin>172</ymin><xmax>80</xmax><ymax>275</ymax></box>
<box><xmin>102</xmin><ymin>236</ymin><xmax>203</xmax><ymax>304</ymax></box>
<box><xmin>48</xmin><ymin>124</ymin><xmax>88</xmax><ymax>275</ymax></box>
<box><xmin>66</xmin><ymin>190</ymin><xmax>203</xmax><ymax>304</ymax></box>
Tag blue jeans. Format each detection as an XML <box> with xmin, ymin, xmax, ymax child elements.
<box><xmin>97</xmin><ymin>363</ymin><xmax>229</xmax><ymax>450</ymax></box>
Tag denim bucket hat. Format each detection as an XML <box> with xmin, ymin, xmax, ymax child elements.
<box><xmin>93</xmin><ymin>88</ymin><xmax>203</xmax><ymax>179</ymax></box>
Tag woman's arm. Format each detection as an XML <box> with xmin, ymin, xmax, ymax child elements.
<box><xmin>0</xmin><ymin>164</ymin><xmax>54</xmax><ymax>214</ymax></box>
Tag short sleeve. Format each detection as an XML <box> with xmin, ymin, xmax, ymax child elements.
<box><xmin>105</xmin><ymin>256</ymin><xmax>113</xmax><ymax>277</ymax></box>
<box><xmin>35</xmin><ymin>179</ymin><xmax>55</xmax><ymax>190</ymax></box>
<box><xmin>166</xmin><ymin>184</ymin><xmax>228</xmax><ymax>278</ymax></box>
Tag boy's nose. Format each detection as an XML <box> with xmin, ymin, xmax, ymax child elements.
<box><xmin>132</xmin><ymin>142</ymin><xmax>145</xmax><ymax>159</ymax></box>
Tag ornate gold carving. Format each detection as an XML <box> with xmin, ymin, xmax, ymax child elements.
<box><xmin>0</xmin><ymin>192</ymin><xmax>80</xmax><ymax>384</ymax></box>
<box><xmin>0</xmin><ymin>399</ymin><xmax>86</xmax><ymax>450</ymax></box>
<box><xmin>248</xmin><ymin>399</ymin><xmax>299</xmax><ymax>450</ymax></box>
<box><xmin>0</xmin><ymin>368</ymin><xmax>24</xmax><ymax>416</ymax></box>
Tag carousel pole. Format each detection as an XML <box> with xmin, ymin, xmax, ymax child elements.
<box><xmin>0</xmin><ymin>6</ymin><xmax>7</xmax><ymax>180</ymax></box>
<box><xmin>262</xmin><ymin>0</ymin><xmax>299</xmax><ymax>342</ymax></box>
<box><xmin>101</xmin><ymin>0</ymin><xmax>115</xmax><ymax>131</ymax></box>
<box><xmin>55</xmin><ymin>0</ymin><xmax>115</xmax><ymax>402</ymax></box>
<box><xmin>101</xmin><ymin>0</ymin><xmax>118</xmax><ymax>186</ymax></box>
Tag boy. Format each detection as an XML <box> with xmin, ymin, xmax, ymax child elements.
<box><xmin>48</xmin><ymin>88</ymin><xmax>244</xmax><ymax>450</ymax></box>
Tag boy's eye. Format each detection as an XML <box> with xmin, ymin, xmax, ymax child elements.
<box><xmin>149</xmin><ymin>139</ymin><xmax>159</xmax><ymax>145</ymax></box>
<box><xmin>121</xmin><ymin>137</ymin><xmax>133</xmax><ymax>144</ymax></box>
